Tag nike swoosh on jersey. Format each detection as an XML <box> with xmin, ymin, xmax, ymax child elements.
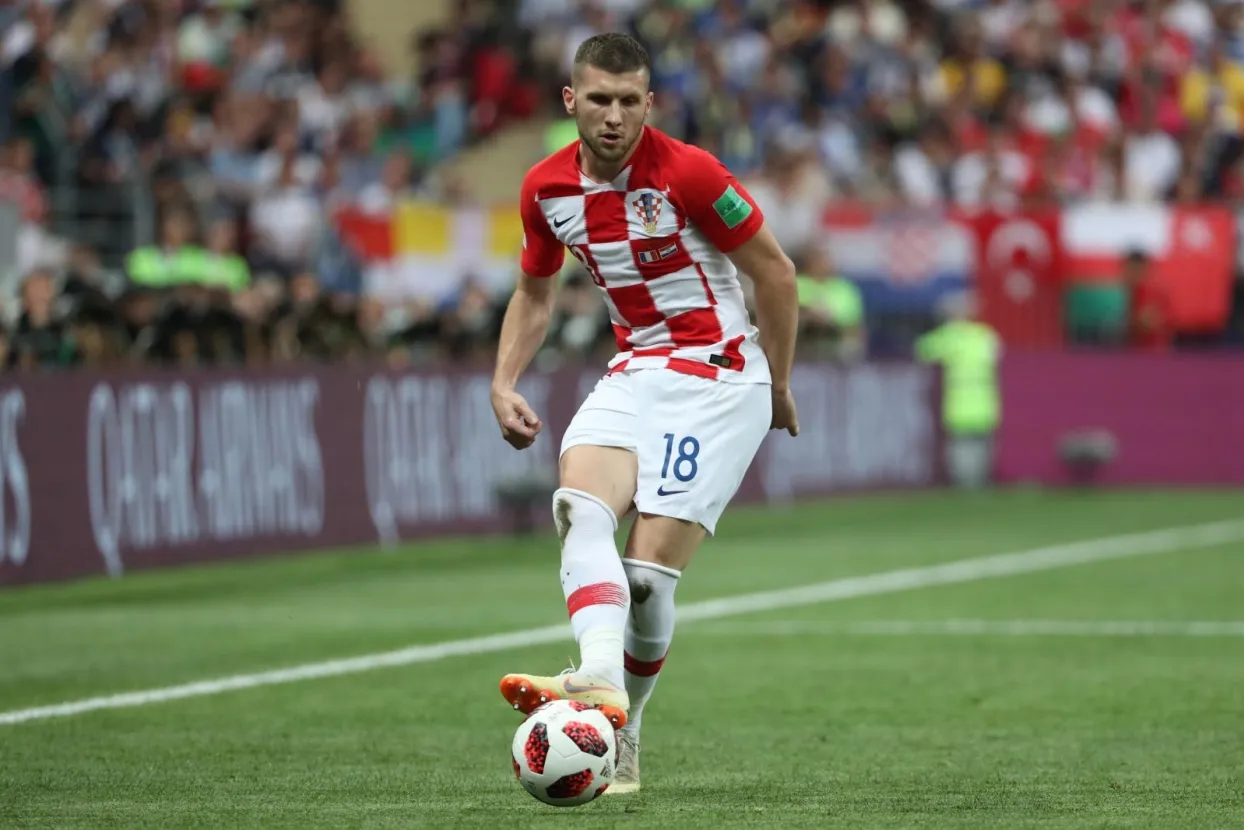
<box><xmin>656</xmin><ymin>485</ymin><xmax>688</xmax><ymax>496</ymax></box>
<box><xmin>552</xmin><ymin>215</ymin><xmax>571</xmax><ymax>228</ymax></box>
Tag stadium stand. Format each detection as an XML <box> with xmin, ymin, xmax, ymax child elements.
<box><xmin>1</xmin><ymin>0</ymin><xmax>1243</xmax><ymax>372</ymax></box>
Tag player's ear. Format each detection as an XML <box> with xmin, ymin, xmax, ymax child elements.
<box><xmin>562</xmin><ymin>86</ymin><xmax>576</xmax><ymax>115</ymax></box>
<box><xmin>644</xmin><ymin>90</ymin><xmax>653</xmax><ymax>116</ymax></box>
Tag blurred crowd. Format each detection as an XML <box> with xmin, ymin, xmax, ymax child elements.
<box><xmin>3</xmin><ymin>0</ymin><xmax>1244</xmax><ymax>372</ymax></box>
<box><xmin>521</xmin><ymin>0</ymin><xmax>1244</xmax><ymax>258</ymax></box>
<box><xmin>0</xmin><ymin>0</ymin><xmax>517</xmax><ymax>370</ymax></box>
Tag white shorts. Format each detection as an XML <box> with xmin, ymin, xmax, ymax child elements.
<box><xmin>560</xmin><ymin>370</ymin><xmax>771</xmax><ymax>535</ymax></box>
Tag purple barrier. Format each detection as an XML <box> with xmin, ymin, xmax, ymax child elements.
<box><xmin>997</xmin><ymin>352</ymin><xmax>1244</xmax><ymax>485</ymax></box>
<box><xmin>0</xmin><ymin>361</ymin><xmax>942</xmax><ymax>587</ymax></box>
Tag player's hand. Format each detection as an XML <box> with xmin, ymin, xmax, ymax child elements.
<box><xmin>770</xmin><ymin>386</ymin><xmax>799</xmax><ymax>437</ymax></box>
<box><xmin>492</xmin><ymin>386</ymin><xmax>542</xmax><ymax>450</ymax></box>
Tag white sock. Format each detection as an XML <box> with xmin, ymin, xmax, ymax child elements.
<box><xmin>554</xmin><ymin>488</ymin><xmax>629</xmax><ymax>688</ymax></box>
<box><xmin>620</xmin><ymin>558</ymin><xmax>680</xmax><ymax>737</ymax></box>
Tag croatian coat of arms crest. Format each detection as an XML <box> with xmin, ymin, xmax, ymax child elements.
<box><xmin>632</xmin><ymin>192</ymin><xmax>663</xmax><ymax>235</ymax></box>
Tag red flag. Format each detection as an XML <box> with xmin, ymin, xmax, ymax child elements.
<box><xmin>333</xmin><ymin>207</ymin><xmax>394</xmax><ymax>260</ymax></box>
<box><xmin>1151</xmin><ymin>208</ymin><xmax>1236</xmax><ymax>332</ymax></box>
<box><xmin>1061</xmin><ymin>204</ymin><xmax>1235</xmax><ymax>333</ymax></box>
<box><xmin>961</xmin><ymin>210</ymin><xmax>1064</xmax><ymax>349</ymax></box>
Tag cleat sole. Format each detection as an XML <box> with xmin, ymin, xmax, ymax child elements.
<box><xmin>499</xmin><ymin>674</ymin><xmax>562</xmax><ymax>716</ymax></box>
<box><xmin>602</xmin><ymin>780</ymin><xmax>641</xmax><ymax>795</ymax></box>
<box><xmin>595</xmin><ymin>705</ymin><xmax>627</xmax><ymax>730</ymax></box>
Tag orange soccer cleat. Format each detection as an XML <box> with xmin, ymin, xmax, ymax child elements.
<box><xmin>499</xmin><ymin>668</ymin><xmax>629</xmax><ymax>730</ymax></box>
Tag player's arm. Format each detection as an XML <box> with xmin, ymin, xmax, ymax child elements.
<box><xmin>673</xmin><ymin>149</ymin><xmax>799</xmax><ymax>435</ymax></box>
<box><xmin>725</xmin><ymin>223</ymin><xmax>799</xmax><ymax>397</ymax></box>
<box><xmin>491</xmin><ymin>177</ymin><xmax>566</xmax><ymax>450</ymax></box>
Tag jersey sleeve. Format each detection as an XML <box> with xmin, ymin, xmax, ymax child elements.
<box><xmin>672</xmin><ymin>146</ymin><xmax>765</xmax><ymax>254</ymax></box>
<box><xmin>519</xmin><ymin>172</ymin><xmax>565</xmax><ymax>278</ymax></box>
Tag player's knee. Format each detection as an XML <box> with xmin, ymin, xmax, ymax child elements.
<box><xmin>552</xmin><ymin>488</ymin><xmax>618</xmax><ymax>546</ymax></box>
<box><xmin>627</xmin><ymin>514</ymin><xmax>703</xmax><ymax>571</ymax></box>
<box><xmin>560</xmin><ymin>447</ymin><xmax>636</xmax><ymax>507</ymax></box>
<box><xmin>623</xmin><ymin>558</ymin><xmax>681</xmax><ymax>604</ymax></box>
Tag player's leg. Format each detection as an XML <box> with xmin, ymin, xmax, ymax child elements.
<box><xmin>555</xmin><ymin>444</ymin><xmax>636</xmax><ymax>685</ymax></box>
<box><xmin>606</xmin><ymin>514</ymin><xmax>699</xmax><ymax>794</ymax></box>
<box><xmin>500</xmin><ymin>375</ymin><xmax>638</xmax><ymax>728</ymax></box>
<box><xmin>606</xmin><ymin>372</ymin><xmax>772</xmax><ymax>794</ymax></box>
<box><xmin>620</xmin><ymin>513</ymin><xmax>699</xmax><ymax>729</ymax></box>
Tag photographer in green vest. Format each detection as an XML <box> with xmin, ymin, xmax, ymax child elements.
<box><xmin>915</xmin><ymin>290</ymin><xmax>1002</xmax><ymax>490</ymax></box>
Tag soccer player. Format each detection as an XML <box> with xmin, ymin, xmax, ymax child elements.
<box><xmin>490</xmin><ymin>33</ymin><xmax>799</xmax><ymax>794</ymax></box>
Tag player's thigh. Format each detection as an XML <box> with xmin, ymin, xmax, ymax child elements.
<box><xmin>629</xmin><ymin>371</ymin><xmax>771</xmax><ymax>566</ymax></box>
<box><xmin>559</xmin><ymin>446</ymin><xmax>637</xmax><ymax>520</ymax></box>
<box><xmin>559</xmin><ymin>373</ymin><xmax>640</xmax><ymax>520</ymax></box>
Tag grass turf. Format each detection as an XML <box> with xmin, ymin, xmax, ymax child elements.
<box><xmin>1</xmin><ymin>489</ymin><xmax>1242</xmax><ymax>828</ymax></box>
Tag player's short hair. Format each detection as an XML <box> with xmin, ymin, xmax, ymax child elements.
<box><xmin>572</xmin><ymin>33</ymin><xmax>651</xmax><ymax>81</ymax></box>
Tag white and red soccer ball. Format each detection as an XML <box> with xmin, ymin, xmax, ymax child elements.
<box><xmin>510</xmin><ymin>700</ymin><xmax>618</xmax><ymax>807</ymax></box>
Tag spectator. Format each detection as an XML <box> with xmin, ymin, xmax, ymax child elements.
<box><xmin>9</xmin><ymin>269</ymin><xmax>71</xmax><ymax>370</ymax></box>
<box><xmin>952</xmin><ymin>124</ymin><xmax>1032</xmax><ymax>209</ymax></box>
<box><xmin>255</xmin><ymin>120</ymin><xmax>321</xmax><ymax>191</ymax></box>
<box><xmin>893</xmin><ymin>117</ymin><xmax>957</xmax><ymax>206</ymax></box>
<box><xmin>796</xmin><ymin>246</ymin><xmax>866</xmax><ymax>362</ymax></box>
<box><xmin>1122</xmin><ymin>249</ymin><xmax>1174</xmax><ymax>351</ymax></box>
<box><xmin>0</xmin><ymin>137</ymin><xmax>46</xmax><ymax>225</ymax></box>
<box><xmin>1123</xmin><ymin>88</ymin><xmax>1183</xmax><ymax>201</ymax></box>
<box><xmin>356</xmin><ymin>149</ymin><xmax>416</xmax><ymax>215</ymax></box>
<box><xmin>939</xmin><ymin>14</ymin><xmax>1008</xmax><ymax>111</ymax></box>
<box><xmin>1179</xmin><ymin>40</ymin><xmax>1244</xmax><ymax>131</ymax></box>
<box><xmin>126</xmin><ymin>208</ymin><xmax>207</xmax><ymax>287</ymax></box>
<box><xmin>249</xmin><ymin>154</ymin><xmax>323</xmax><ymax>278</ymax></box>
<box><xmin>203</xmin><ymin>217</ymin><xmax>250</xmax><ymax>291</ymax></box>
<box><xmin>743</xmin><ymin>127</ymin><xmax>833</xmax><ymax>255</ymax></box>
<box><xmin>62</xmin><ymin>243</ymin><xmax>125</xmax><ymax>306</ymax></box>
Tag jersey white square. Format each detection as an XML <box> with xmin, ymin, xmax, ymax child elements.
<box><xmin>539</xmin><ymin>194</ymin><xmax>588</xmax><ymax>246</ymax></box>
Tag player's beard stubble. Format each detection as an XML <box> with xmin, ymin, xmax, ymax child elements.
<box><xmin>577</xmin><ymin>117</ymin><xmax>644</xmax><ymax>166</ymax></box>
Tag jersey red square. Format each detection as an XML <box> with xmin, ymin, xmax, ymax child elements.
<box><xmin>607</xmin><ymin>282</ymin><xmax>664</xmax><ymax>328</ymax></box>
<box><xmin>583</xmin><ymin>191</ymin><xmax>629</xmax><ymax>244</ymax></box>
<box><xmin>663</xmin><ymin>307</ymin><xmax>724</xmax><ymax>347</ymax></box>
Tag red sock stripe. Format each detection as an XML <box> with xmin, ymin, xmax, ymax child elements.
<box><xmin>566</xmin><ymin>582</ymin><xmax>628</xmax><ymax>617</ymax></box>
<box><xmin>624</xmin><ymin>651</ymin><xmax>667</xmax><ymax>678</ymax></box>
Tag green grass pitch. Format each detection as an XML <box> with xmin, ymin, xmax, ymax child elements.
<box><xmin>2</xmin><ymin>489</ymin><xmax>1242</xmax><ymax>828</ymax></box>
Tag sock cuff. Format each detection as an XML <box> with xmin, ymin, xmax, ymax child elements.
<box><xmin>624</xmin><ymin>649</ymin><xmax>668</xmax><ymax>677</ymax></box>
<box><xmin>622</xmin><ymin>558</ymin><xmax>681</xmax><ymax>580</ymax></box>
<box><xmin>554</xmin><ymin>487</ymin><xmax>618</xmax><ymax>531</ymax></box>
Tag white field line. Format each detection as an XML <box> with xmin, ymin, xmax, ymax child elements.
<box><xmin>1</xmin><ymin>519</ymin><xmax>1241</xmax><ymax>728</ymax></box>
<box><xmin>693</xmin><ymin>619</ymin><xmax>1244</xmax><ymax>637</ymax></box>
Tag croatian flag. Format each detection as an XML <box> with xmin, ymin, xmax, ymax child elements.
<box><xmin>820</xmin><ymin>206</ymin><xmax>976</xmax><ymax>313</ymax></box>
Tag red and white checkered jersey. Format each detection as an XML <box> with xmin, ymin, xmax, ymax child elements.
<box><xmin>520</xmin><ymin>127</ymin><xmax>770</xmax><ymax>385</ymax></box>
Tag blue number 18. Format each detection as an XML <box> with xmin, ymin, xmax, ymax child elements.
<box><xmin>661</xmin><ymin>433</ymin><xmax>701</xmax><ymax>482</ymax></box>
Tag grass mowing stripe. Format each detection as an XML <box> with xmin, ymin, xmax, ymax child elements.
<box><xmin>2</xmin><ymin>518</ymin><xmax>1241</xmax><ymax>728</ymax></box>
<box><xmin>693</xmin><ymin>619</ymin><xmax>1244</xmax><ymax>637</ymax></box>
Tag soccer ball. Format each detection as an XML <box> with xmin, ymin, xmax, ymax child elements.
<box><xmin>510</xmin><ymin>700</ymin><xmax>618</xmax><ymax>807</ymax></box>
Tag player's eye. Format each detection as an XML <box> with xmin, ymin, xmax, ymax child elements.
<box><xmin>587</xmin><ymin>94</ymin><xmax>611</xmax><ymax>106</ymax></box>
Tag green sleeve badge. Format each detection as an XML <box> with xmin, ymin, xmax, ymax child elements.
<box><xmin>712</xmin><ymin>185</ymin><xmax>753</xmax><ymax>229</ymax></box>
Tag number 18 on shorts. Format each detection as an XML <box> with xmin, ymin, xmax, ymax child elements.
<box><xmin>560</xmin><ymin>370</ymin><xmax>772</xmax><ymax>535</ymax></box>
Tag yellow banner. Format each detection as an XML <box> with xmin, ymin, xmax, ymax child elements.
<box><xmin>393</xmin><ymin>202</ymin><xmax>453</xmax><ymax>256</ymax></box>
<box><xmin>486</xmin><ymin>206</ymin><xmax>524</xmax><ymax>260</ymax></box>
